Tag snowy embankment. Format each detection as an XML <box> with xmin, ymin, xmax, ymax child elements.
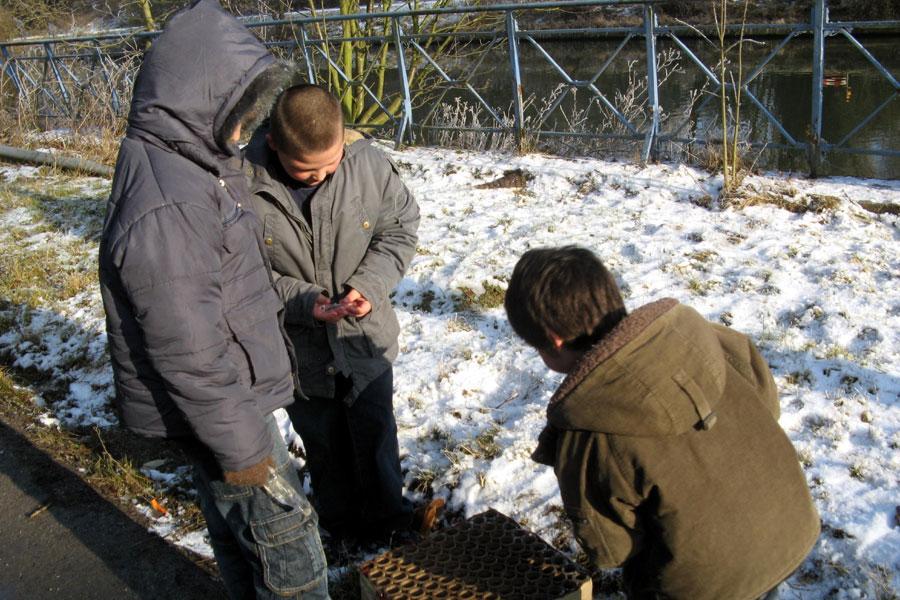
<box><xmin>0</xmin><ymin>145</ymin><xmax>897</xmax><ymax>598</ymax></box>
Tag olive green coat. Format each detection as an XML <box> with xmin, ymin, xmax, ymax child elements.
<box><xmin>533</xmin><ymin>299</ymin><xmax>820</xmax><ymax>600</ymax></box>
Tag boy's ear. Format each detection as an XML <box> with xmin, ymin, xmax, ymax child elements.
<box><xmin>548</xmin><ymin>331</ymin><xmax>565</xmax><ymax>350</ymax></box>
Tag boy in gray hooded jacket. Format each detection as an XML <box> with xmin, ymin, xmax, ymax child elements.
<box><xmin>245</xmin><ymin>85</ymin><xmax>420</xmax><ymax>545</ymax></box>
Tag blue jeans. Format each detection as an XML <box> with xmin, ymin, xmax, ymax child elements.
<box><xmin>186</xmin><ymin>417</ymin><xmax>330</xmax><ymax>599</ymax></box>
<box><xmin>287</xmin><ymin>368</ymin><xmax>413</xmax><ymax>542</ymax></box>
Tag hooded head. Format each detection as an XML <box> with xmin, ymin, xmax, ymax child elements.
<box><xmin>126</xmin><ymin>0</ymin><xmax>291</xmax><ymax>163</ymax></box>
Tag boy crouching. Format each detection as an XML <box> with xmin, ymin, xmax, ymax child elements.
<box><xmin>504</xmin><ymin>246</ymin><xmax>820</xmax><ymax>600</ymax></box>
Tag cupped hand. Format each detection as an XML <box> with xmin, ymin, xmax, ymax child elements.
<box><xmin>312</xmin><ymin>293</ymin><xmax>350</xmax><ymax>322</ymax></box>
<box><xmin>340</xmin><ymin>288</ymin><xmax>372</xmax><ymax>318</ymax></box>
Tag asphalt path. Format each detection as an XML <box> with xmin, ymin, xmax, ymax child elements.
<box><xmin>0</xmin><ymin>417</ymin><xmax>226</xmax><ymax>600</ymax></box>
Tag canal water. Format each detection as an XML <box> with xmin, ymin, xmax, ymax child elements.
<box><xmin>411</xmin><ymin>35</ymin><xmax>898</xmax><ymax>179</ymax></box>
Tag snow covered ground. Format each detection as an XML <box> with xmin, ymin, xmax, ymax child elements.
<box><xmin>0</xmin><ymin>144</ymin><xmax>897</xmax><ymax>598</ymax></box>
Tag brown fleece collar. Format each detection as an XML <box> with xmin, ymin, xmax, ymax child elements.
<box><xmin>549</xmin><ymin>298</ymin><xmax>679</xmax><ymax>407</ymax></box>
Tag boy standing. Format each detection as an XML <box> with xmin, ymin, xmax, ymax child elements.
<box><xmin>99</xmin><ymin>2</ymin><xmax>328</xmax><ymax>598</ymax></box>
<box><xmin>244</xmin><ymin>85</ymin><xmax>420</xmax><ymax>545</ymax></box>
<box><xmin>504</xmin><ymin>246</ymin><xmax>820</xmax><ymax>600</ymax></box>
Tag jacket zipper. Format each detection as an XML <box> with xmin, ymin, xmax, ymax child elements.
<box><xmin>221</xmin><ymin>179</ymin><xmax>243</xmax><ymax>227</ymax></box>
<box><xmin>223</xmin><ymin>203</ymin><xmax>242</xmax><ymax>227</ymax></box>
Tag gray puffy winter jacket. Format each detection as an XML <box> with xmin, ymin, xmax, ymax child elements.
<box><xmin>98</xmin><ymin>0</ymin><xmax>294</xmax><ymax>472</ymax></box>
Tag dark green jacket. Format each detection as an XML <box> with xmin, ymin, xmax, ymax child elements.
<box><xmin>533</xmin><ymin>299</ymin><xmax>820</xmax><ymax>600</ymax></box>
<box><xmin>244</xmin><ymin>129</ymin><xmax>419</xmax><ymax>401</ymax></box>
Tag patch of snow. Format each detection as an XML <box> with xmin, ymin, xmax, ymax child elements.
<box><xmin>1</xmin><ymin>145</ymin><xmax>898</xmax><ymax>596</ymax></box>
<box><xmin>0</xmin><ymin>165</ymin><xmax>40</xmax><ymax>181</ymax></box>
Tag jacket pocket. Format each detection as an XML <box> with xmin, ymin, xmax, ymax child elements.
<box><xmin>351</xmin><ymin>195</ymin><xmax>375</xmax><ymax>239</ymax></box>
<box><xmin>250</xmin><ymin>501</ymin><xmax>326</xmax><ymax>595</ymax></box>
<box><xmin>341</xmin><ymin>316</ymin><xmax>376</xmax><ymax>360</ymax></box>
<box><xmin>356</xmin><ymin>304</ymin><xmax>400</xmax><ymax>357</ymax></box>
<box><xmin>224</xmin><ymin>289</ymin><xmax>290</xmax><ymax>388</ymax></box>
<box><xmin>564</xmin><ymin>504</ymin><xmax>621</xmax><ymax>568</ymax></box>
<box><xmin>289</xmin><ymin>325</ymin><xmax>333</xmax><ymax>380</ymax></box>
<box><xmin>222</xmin><ymin>205</ymin><xmax>250</xmax><ymax>254</ymax></box>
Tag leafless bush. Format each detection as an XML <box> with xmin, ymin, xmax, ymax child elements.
<box><xmin>595</xmin><ymin>47</ymin><xmax>681</xmax><ymax>130</ymax></box>
<box><xmin>430</xmin><ymin>47</ymin><xmax>684</xmax><ymax>160</ymax></box>
<box><xmin>429</xmin><ymin>97</ymin><xmax>520</xmax><ymax>153</ymax></box>
<box><xmin>1</xmin><ymin>39</ymin><xmax>139</xmax><ymax>164</ymax></box>
<box><xmin>0</xmin><ymin>0</ymin><xmax>110</xmax><ymax>38</ymax></box>
<box><xmin>658</xmin><ymin>1</ymin><xmax>813</xmax><ymax>24</ymax></box>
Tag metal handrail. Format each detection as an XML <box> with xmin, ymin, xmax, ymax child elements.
<box><xmin>0</xmin><ymin>0</ymin><xmax>896</xmax><ymax>177</ymax></box>
<box><xmin>3</xmin><ymin>18</ymin><xmax>898</xmax><ymax>48</ymax></box>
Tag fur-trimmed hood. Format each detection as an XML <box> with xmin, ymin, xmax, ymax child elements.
<box><xmin>126</xmin><ymin>0</ymin><xmax>276</xmax><ymax>168</ymax></box>
<box><xmin>548</xmin><ymin>299</ymin><xmax>725</xmax><ymax>436</ymax></box>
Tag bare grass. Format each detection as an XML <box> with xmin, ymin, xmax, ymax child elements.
<box><xmin>722</xmin><ymin>191</ymin><xmax>842</xmax><ymax>214</ymax></box>
<box><xmin>0</xmin><ymin>227</ymin><xmax>97</xmax><ymax>309</ymax></box>
<box><xmin>0</xmin><ymin>367</ymin><xmax>187</xmax><ymax>508</ymax></box>
<box><xmin>454</xmin><ymin>281</ymin><xmax>506</xmax><ymax>312</ymax></box>
<box><xmin>0</xmin><ymin>171</ymin><xmax>210</xmax><ymax>569</ymax></box>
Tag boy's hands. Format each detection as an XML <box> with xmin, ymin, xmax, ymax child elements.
<box><xmin>341</xmin><ymin>288</ymin><xmax>372</xmax><ymax>318</ymax></box>
<box><xmin>312</xmin><ymin>288</ymin><xmax>372</xmax><ymax>322</ymax></box>
<box><xmin>312</xmin><ymin>293</ymin><xmax>348</xmax><ymax>322</ymax></box>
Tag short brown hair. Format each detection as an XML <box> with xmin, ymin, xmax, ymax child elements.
<box><xmin>269</xmin><ymin>84</ymin><xmax>344</xmax><ymax>154</ymax></box>
<box><xmin>504</xmin><ymin>246</ymin><xmax>626</xmax><ymax>351</ymax></box>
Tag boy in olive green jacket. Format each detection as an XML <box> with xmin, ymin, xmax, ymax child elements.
<box><xmin>504</xmin><ymin>246</ymin><xmax>820</xmax><ymax>600</ymax></box>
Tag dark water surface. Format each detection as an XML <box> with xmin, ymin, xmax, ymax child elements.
<box><xmin>422</xmin><ymin>35</ymin><xmax>898</xmax><ymax>178</ymax></box>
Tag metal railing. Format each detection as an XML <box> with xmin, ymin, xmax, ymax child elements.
<box><xmin>0</xmin><ymin>0</ymin><xmax>897</xmax><ymax>176</ymax></box>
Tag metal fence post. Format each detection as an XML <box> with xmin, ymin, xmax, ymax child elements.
<box><xmin>44</xmin><ymin>42</ymin><xmax>71</xmax><ymax>113</ymax></box>
<box><xmin>809</xmin><ymin>0</ymin><xmax>826</xmax><ymax>177</ymax></box>
<box><xmin>93</xmin><ymin>42</ymin><xmax>121</xmax><ymax>115</ymax></box>
<box><xmin>298</xmin><ymin>26</ymin><xmax>316</xmax><ymax>84</ymax></box>
<box><xmin>0</xmin><ymin>45</ymin><xmax>24</xmax><ymax>96</ymax></box>
<box><xmin>642</xmin><ymin>3</ymin><xmax>659</xmax><ymax>164</ymax></box>
<box><xmin>506</xmin><ymin>11</ymin><xmax>525</xmax><ymax>152</ymax></box>
<box><xmin>393</xmin><ymin>18</ymin><xmax>415</xmax><ymax>148</ymax></box>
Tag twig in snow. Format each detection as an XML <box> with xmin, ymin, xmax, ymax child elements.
<box><xmin>27</xmin><ymin>502</ymin><xmax>51</xmax><ymax>519</ymax></box>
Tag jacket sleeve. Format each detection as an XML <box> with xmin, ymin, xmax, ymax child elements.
<box><xmin>555</xmin><ymin>432</ymin><xmax>645</xmax><ymax>569</ymax></box>
<box><xmin>714</xmin><ymin>324</ymin><xmax>780</xmax><ymax>420</ymax></box>
<box><xmin>344</xmin><ymin>155</ymin><xmax>420</xmax><ymax>305</ymax></box>
<box><xmin>747</xmin><ymin>337</ymin><xmax>779</xmax><ymax>419</ymax></box>
<box><xmin>272</xmin><ymin>271</ymin><xmax>324</xmax><ymax>328</ymax></box>
<box><xmin>531</xmin><ymin>423</ymin><xmax>560</xmax><ymax>466</ymax></box>
<box><xmin>243</xmin><ymin>188</ymin><xmax>325</xmax><ymax>329</ymax></box>
<box><xmin>114</xmin><ymin>202</ymin><xmax>272</xmax><ymax>472</ymax></box>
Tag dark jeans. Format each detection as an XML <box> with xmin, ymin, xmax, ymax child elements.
<box><xmin>184</xmin><ymin>417</ymin><xmax>330</xmax><ymax>600</ymax></box>
<box><xmin>287</xmin><ymin>368</ymin><xmax>413</xmax><ymax>542</ymax></box>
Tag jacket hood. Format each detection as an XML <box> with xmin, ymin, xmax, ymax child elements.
<box><xmin>548</xmin><ymin>299</ymin><xmax>726</xmax><ymax>436</ymax></box>
<box><xmin>127</xmin><ymin>0</ymin><xmax>275</xmax><ymax>168</ymax></box>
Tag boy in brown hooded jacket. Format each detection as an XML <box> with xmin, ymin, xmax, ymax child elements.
<box><xmin>504</xmin><ymin>246</ymin><xmax>820</xmax><ymax>600</ymax></box>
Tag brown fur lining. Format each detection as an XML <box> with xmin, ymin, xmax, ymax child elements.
<box><xmin>549</xmin><ymin>298</ymin><xmax>679</xmax><ymax>407</ymax></box>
